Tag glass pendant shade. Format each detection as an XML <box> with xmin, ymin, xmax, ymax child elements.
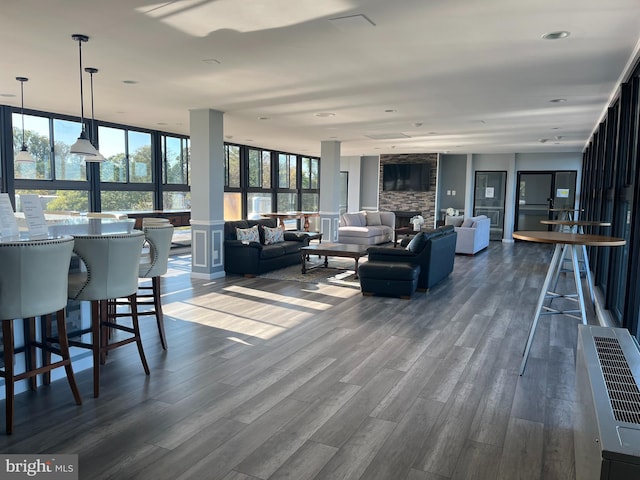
<box><xmin>70</xmin><ymin>131</ymin><xmax>100</xmax><ymax>156</ymax></box>
<box><xmin>15</xmin><ymin>145</ymin><xmax>35</xmax><ymax>163</ymax></box>
<box><xmin>15</xmin><ymin>76</ymin><xmax>35</xmax><ymax>164</ymax></box>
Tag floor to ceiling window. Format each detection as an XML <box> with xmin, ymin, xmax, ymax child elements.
<box><xmin>581</xmin><ymin>64</ymin><xmax>640</xmax><ymax>341</ymax></box>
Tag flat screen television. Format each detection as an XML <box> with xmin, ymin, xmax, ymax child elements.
<box><xmin>382</xmin><ymin>163</ymin><xmax>431</xmax><ymax>191</ymax></box>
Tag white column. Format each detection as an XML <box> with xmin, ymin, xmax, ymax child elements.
<box><xmin>464</xmin><ymin>153</ymin><xmax>474</xmax><ymax>218</ymax></box>
<box><xmin>503</xmin><ymin>153</ymin><xmax>516</xmax><ymax>242</ymax></box>
<box><xmin>190</xmin><ymin>109</ymin><xmax>225</xmax><ymax>279</ymax></box>
<box><xmin>319</xmin><ymin>140</ymin><xmax>341</xmax><ymax>242</ymax></box>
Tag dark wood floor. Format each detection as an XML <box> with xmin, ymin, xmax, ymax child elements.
<box><xmin>1</xmin><ymin>240</ymin><xmax>585</xmax><ymax>480</ymax></box>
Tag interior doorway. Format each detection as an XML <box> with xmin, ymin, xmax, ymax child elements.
<box><xmin>515</xmin><ymin>171</ymin><xmax>577</xmax><ymax>231</ymax></box>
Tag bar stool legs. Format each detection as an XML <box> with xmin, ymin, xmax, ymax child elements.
<box><xmin>86</xmin><ymin>297</ymin><xmax>150</xmax><ymax>398</ymax></box>
<box><xmin>136</xmin><ymin>277</ymin><xmax>168</xmax><ymax>350</ymax></box>
<box><xmin>2</xmin><ymin>310</ymin><xmax>82</xmax><ymax>434</ymax></box>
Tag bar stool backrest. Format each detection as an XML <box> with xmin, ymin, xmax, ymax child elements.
<box><xmin>69</xmin><ymin>232</ymin><xmax>145</xmax><ymax>301</ymax></box>
<box><xmin>0</xmin><ymin>237</ymin><xmax>74</xmax><ymax>320</ymax></box>
<box><xmin>141</xmin><ymin>217</ymin><xmax>170</xmax><ymax>227</ymax></box>
<box><xmin>140</xmin><ymin>225</ymin><xmax>174</xmax><ymax>279</ymax></box>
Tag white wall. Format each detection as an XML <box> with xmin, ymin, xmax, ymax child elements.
<box><xmin>339</xmin><ymin>155</ymin><xmax>380</xmax><ymax>212</ymax></box>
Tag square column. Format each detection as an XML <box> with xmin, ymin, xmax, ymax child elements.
<box><xmin>319</xmin><ymin>141</ymin><xmax>341</xmax><ymax>242</ymax></box>
<box><xmin>190</xmin><ymin>109</ymin><xmax>225</xmax><ymax>279</ymax></box>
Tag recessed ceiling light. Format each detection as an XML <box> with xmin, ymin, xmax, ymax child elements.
<box><xmin>315</xmin><ymin>112</ymin><xmax>336</xmax><ymax>117</ymax></box>
<box><xmin>413</xmin><ymin>122</ymin><xmax>423</xmax><ymax>127</ymax></box>
<box><xmin>258</xmin><ymin>116</ymin><xmax>269</xmax><ymax>120</ymax></box>
<box><xmin>549</xmin><ymin>98</ymin><xmax>567</xmax><ymax>103</ymax></box>
<box><xmin>157</xmin><ymin>122</ymin><xmax>168</xmax><ymax>125</ymax></box>
<box><xmin>555</xmin><ymin>135</ymin><xmax>563</xmax><ymax>140</ymax></box>
<box><xmin>384</xmin><ymin>109</ymin><xmax>396</xmax><ymax>113</ymax></box>
<box><xmin>122</xmin><ymin>80</ymin><xmax>138</xmax><ymax>85</ymax></box>
<box><xmin>0</xmin><ymin>93</ymin><xmax>16</xmax><ymax>98</ymax></box>
<box><xmin>542</xmin><ymin>31</ymin><xmax>570</xmax><ymax>40</ymax></box>
<box><xmin>202</xmin><ymin>58</ymin><xmax>221</xmax><ymax>65</ymax></box>
<box><xmin>538</xmin><ymin>138</ymin><xmax>549</xmax><ymax>143</ymax></box>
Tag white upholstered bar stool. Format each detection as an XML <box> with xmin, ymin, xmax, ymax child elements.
<box><xmin>66</xmin><ymin>231</ymin><xmax>148</xmax><ymax>397</ymax></box>
<box><xmin>137</xmin><ymin>224</ymin><xmax>174</xmax><ymax>349</ymax></box>
<box><xmin>0</xmin><ymin>236</ymin><xmax>82</xmax><ymax>434</ymax></box>
<box><xmin>111</xmin><ymin>224</ymin><xmax>174</xmax><ymax>349</ymax></box>
<box><xmin>141</xmin><ymin>217</ymin><xmax>170</xmax><ymax>227</ymax></box>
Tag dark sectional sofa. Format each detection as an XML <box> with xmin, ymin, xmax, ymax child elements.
<box><xmin>223</xmin><ymin>219</ymin><xmax>310</xmax><ymax>276</ymax></box>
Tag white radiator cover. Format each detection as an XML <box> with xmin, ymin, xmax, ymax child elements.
<box><xmin>575</xmin><ymin>325</ymin><xmax>640</xmax><ymax>480</ymax></box>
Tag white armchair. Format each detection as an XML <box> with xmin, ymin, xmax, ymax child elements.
<box><xmin>454</xmin><ymin>215</ymin><xmax>490</xmax><ymax>254</ymax></box>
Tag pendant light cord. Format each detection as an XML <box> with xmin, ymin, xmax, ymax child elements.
<box><xmin>19</xmin><ymin>80</ymin><xmax>26</xmax><ymax>146</ymax></box>
<box><xmin>77</xmin><ymin>38</ymin><xmax>85</xmax><ymax>131</ymax></box>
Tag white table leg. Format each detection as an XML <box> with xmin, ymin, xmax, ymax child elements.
<box><xmin>570</xmin><ymin>245</ymin><xmax>588</xmax><ymax>325</ymax></box>
<box><xmin>520</xmin><ymin>243</ymin><xmax>564</xmax><ymax>375</ymax></box>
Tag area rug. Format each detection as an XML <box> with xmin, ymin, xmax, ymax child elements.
<box><xmin>258</xmin><ymin>257</ymin><xmax>365</xmax><ymax>288</ymax></box>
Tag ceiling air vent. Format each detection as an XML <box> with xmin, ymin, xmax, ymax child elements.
<box><xmin>365</xmin><ymin>133</ymin><xmax>411</xmax><ymax>140</ymax></box>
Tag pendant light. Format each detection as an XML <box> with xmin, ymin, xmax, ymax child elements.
<box><xmin>84</xmin><ymin>67</ymin><xmax>105</xmax><ymax>162</ymax></box>
<box><xmin>14</xmin><ymin>76</ymin><xmax>35</xmax><ymax>163</ymax></box>
<box><xmin>69</xmin><ymin>34</ymin><xmax>99</xmax><ymax>158</ymax></box>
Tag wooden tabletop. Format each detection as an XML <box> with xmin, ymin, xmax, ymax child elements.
<box><xmin>513</xmin><ymin>230</ymin><xmax>625</xmax><ymax>246</ymax></box>
<box><xmin>540</xmin><ymin>219</ymin><xmax>611</xmax><ymax>227</ymax></box>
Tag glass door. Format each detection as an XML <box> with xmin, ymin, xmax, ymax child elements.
<box><xmin>515</xmin><ymin>171</ymin><xmax>577</xmax><ymax>231</ymax></box>
<box><xmin>474</xmin><ymin>171</ymin><xmax>506</xmax><ymax>240</ymax></box>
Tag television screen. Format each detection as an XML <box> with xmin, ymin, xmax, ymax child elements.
<box><xmin>383</xmin><ymin>163</ymin><xmax>431</xmax><ymax>191</ymax></box>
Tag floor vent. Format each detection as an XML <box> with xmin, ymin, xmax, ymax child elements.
<box><xmin>594</xmin><ymin>336</ymin><xmax>640</xmax><ymax>424</ymax></box>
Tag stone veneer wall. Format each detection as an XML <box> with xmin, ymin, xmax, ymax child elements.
<box><xmin>379</xmin><ymin>153</ymin><xmax>438</xmax><ymax>226</ymax></box>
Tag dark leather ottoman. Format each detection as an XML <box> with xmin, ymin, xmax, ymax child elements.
<box><xmin>358</xmin><ymin>261</ymin><xmax>421</xmax><ymax>299</ymax></box>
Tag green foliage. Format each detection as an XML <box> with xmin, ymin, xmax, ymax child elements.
<box><xmin>101</xmin><ymin>190</ymin><xmax>153</xmax><ymax>211</ymax></box>
<box><xmin>46</xmin><ymin>191</ymin><xmax>89</xmax><ymax>211</ymax></box>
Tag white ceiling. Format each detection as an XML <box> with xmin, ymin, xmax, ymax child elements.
<box><xmin>1</xmin><ymin>0</ymin><xmax>640</xmax><ymax>157</ymax></box>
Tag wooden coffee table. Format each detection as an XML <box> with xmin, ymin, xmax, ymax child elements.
<box><xmin>300</xmin><ymin>243</ymin><xmax>369</xmax><ymax>279</ymax></box>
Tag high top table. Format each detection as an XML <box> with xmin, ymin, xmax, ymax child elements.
<box><xmin>548</xmin><ymin>208</ymin><xmax>584</xmax><ymax>221</ymax></box>
<box><xmin>539</xmin><ymin>219</ymin><xmax>612</xmax><ymax>306</ymax></box>
<box><xmin>513</xmin><ymin>230</ymin><xmax>625</xmax><ymax>375</ymax></box>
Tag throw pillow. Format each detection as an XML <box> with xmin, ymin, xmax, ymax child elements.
<box><xmin>236</xmin><ymin>225</ymin><xmax>260</xmax><ymax>243</ymax></box>
<box><xmin>263</xmin><ymin>225</ymin><xmax>285</xmax><ymax>245</ymax></box>
<box><xmin>445</xmin><ymin>215</ymin><xmax>464</xmax><ymax>227</ymax></box>
<box><xmin>342</xmin><ymin>213</ymin><xmax>360</xmax><ymax>226</ymax></box>
<box><xmin>406</xmin><ymin>232</ymin><xmax>428</xmax><ymax>253</ymax></box>
<box><xmin>461</xmin><ymin>218</ymin><xmax>475</xmax><ymax>228</ymax></box>
<box><xmin>365</xmin><ymin>211</ymin><xmax>382</xmax><ymax>226</ymax></box>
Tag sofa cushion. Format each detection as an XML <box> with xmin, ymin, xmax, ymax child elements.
<box><xmin>365</xmin><ymin>211</ymin><xmax>382</xmax><ymax>226</ymax></box>
<box><xmin>406</xmin><ymin>232</ymin><xmax>428</xmax><ymax>253</ymax></box>
<box><xmin>461</xmin><ymin>217</ymin><xmax>475</xmax><ymax>228</ymax></box>
<box><xmin>281</xmin><ymin>241</ymin><xmax>304</xmax><ymax>255</ymax></box>
<box><xmin>260</xmin><ymin>244</ymin><xmax>285</xmax><ymax>259</ymax></box>
<box><xmin>236</xmin><ymin>225</ymin><xmax>260</xmax><ymax>242</ymax></box>
<box><xmin>344</xmin><ymin>213</ymin><xmax>364</xmax><ymax>227</ymax></box>
<box><xmin>225</xmin><ymin>220</ymin><xmax>249</xmax><ymax>240</ymax></box>
<box><xmin>263</xmin><ymin>225</ymin><xmax>285</xmax><ymax>245</ymax></box>
<box><xmin>339</xmin><ymin>226</ymin><xmax>375</xmax><ymax>238</ymax></box>
<box><xmin>445</xmin><ymin>215</ymin><xmax>464</xmax><ymax>227</ymax></box>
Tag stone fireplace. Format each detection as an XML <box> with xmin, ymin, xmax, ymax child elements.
<box><xmin>379</xmin><ymin>153</ymin><xmax>438</xmax><ymax>226</ymax></box>
<box><xmin>393</xmin><ymin>211</ymin><xmax>422</xmax><ymax>229</ymax></box>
